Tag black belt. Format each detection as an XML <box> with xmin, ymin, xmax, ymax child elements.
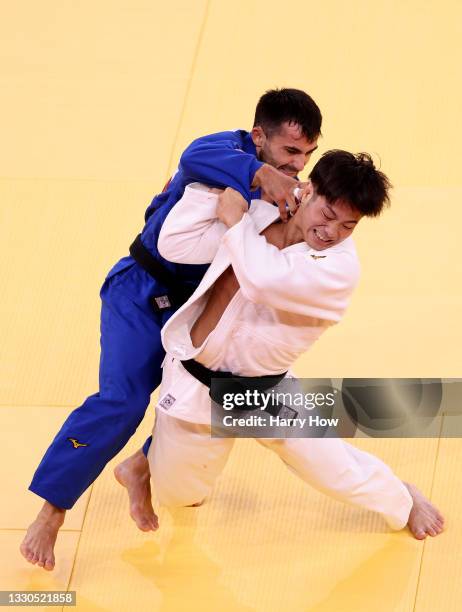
<box><xmin>181</xmin><ymin>358</ymin><xmax>298</xmax><ymax>419</ymax></box>
<box><xmin>129</xmin><ymin>234</ymin><xmax>195</xmax><ymax>311</ymax></box>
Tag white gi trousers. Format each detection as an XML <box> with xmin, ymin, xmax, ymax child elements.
<box><xmin>148</xmin><ymin>367</ymin><xmax>413</xmax><ymax>531</ymax></box>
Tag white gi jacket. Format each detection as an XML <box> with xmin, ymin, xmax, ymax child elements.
<box><xmin>155</xmin><ymin>183</ymin><xmax>360</xmax><ymax>423</ymax></box>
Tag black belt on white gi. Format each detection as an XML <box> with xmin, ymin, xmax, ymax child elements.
<box><xmin>181</xmin><ymin>358</ymin><xmax>298</xmax><ymax>419</ymax></box>
<box><xmin>129</xmin><ymin>234</ymin><xmax>196</xmax><ymax>311</ymax></box>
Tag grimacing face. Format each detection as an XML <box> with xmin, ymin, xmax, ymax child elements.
<box><xmin>296</xmin><ymin>190</ymin><xmax>363</xmax><ymax>251</ymax></box>
<box><xmin>251</xmin><ymin>122</ymin><xmax>318</xmax><ymax>177</ymax></box>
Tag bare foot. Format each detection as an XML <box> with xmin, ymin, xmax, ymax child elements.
<box><xmin>114</xmin><ymin>449</ymin><xmax>158</xmax><ymax>532</ymax></box>
<box><xmin>404</xmin><ymin>482</ymin><xmax>445</xmax><ymax>540</ymax></box>
<box><xmin>20</xmin><ymin>502</ymin><xmax>65</xmax><ymax>571</ymax></box>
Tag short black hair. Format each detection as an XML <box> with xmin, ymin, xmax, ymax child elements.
<box><xmin>253</xmin><ymin>88</ymin><xmax>322</xmax><ymax>141</ymax></box>
<box><xmin>309</xmin><ymin>150</ymin><xmax>391</xmax><ymax>217</ymax></box>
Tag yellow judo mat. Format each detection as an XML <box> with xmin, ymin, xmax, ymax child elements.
<box><xmin>1</xmin><ymin>1</ymin><xmax>461</xmax><ymax>610</ymax></box>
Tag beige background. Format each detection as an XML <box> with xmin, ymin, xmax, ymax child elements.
<box><xmin>1</xmin><ymin>1</ymin><xmax>461</xmax><ymax>610</ymax></box>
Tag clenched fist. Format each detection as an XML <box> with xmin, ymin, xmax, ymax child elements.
<box><xmin>252</xmin><ymin>164</ymin><xmax>301</xmax><ymax>222</ymax></box>
<box><xmin>217</xmin><ymin>188</ymin><xmax>249</xmax><ymax>228</ymax></box>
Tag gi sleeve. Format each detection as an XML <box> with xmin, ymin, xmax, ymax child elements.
<box><xmin>180</xmin><ymin>135</ymin><xmax>263</xmax><ymax>202</ymax></box>
<box><xmin>221</xmin><ymin>213</ymin><xmax>360</xmax><ymax>321</ymax></box>
<box><xmin>157</xmin><ymin>183</ymin><xmax>226</xmax><ymax>264</ymax></box>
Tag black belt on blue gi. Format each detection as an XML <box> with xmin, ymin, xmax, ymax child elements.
<box><xmin>181</xmin><ymin>358</ymin><xmax>298</xmax><ymax>419</ymax></box>
<box><xmin>129</xmin><ymin>234</ymin><xmax>196</xmax><ymax>311</ymax></box>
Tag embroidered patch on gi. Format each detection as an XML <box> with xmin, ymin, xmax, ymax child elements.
<box><xmin>310</xmin><ymin>254</ymin><xmax>327</xmax><ymax>260</ymax></box>
<box><xmin>67</xmin><ymin>437</ymin><xmax>89</xmax><ymax>449</ymax></box>
<box><xmin>159</xmin><ymin>394</ymin><xmax>176</xmax><ymax>410</ymax></box>
<box><xmin>154</xmin><ymin>295</ymin><xmax>171</xmax><ymax>309</ymax></box>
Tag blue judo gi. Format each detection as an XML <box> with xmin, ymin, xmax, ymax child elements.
<box><xmin>29</xmin><ymin>130</ymin><xmax>264</xmax><ymax>510</ymax></box>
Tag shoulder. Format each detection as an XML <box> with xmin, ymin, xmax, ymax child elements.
<box><xmin>247</xmin><ymin>198</ymin><xmax>280</xmax><ymax>228</ymax></box>
<box><xmin>182</xmin><ymin>182</ymin><xmax>220</xmax><ymax>202</ymax></box>
<box><xmin>327</xmin><ymin>236</ymin><xmax>359</xmax><ymax>266</ymax></box>
<box><xmin>189</xmin><ymin>129</ymin><xmax>248</xmax><ymax>146</ymax></box>
<box><xmin>317</xmin><ymin>237</ymin><xmax>361</xmax><ymax>285</ymax></box>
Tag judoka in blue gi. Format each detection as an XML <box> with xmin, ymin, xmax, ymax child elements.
<box><xmin>20</xmin><ymin>88</ymin><xmax>322</xmax><ymax>570</ymax></box>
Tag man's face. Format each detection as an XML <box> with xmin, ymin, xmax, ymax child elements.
<box><xmin>252</xmin><ymin>122</ymin><xmax>318</xmax><ymax>177</ymax></box>
<box><xmin>297</xmin><ymin>190</ymin><xmax>363</xmax><ymax>250</ymax></box>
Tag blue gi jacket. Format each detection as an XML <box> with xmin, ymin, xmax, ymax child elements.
<box><xmin>29</xmin><ymin>128</ymin><xmax>266</xmax><ymax>510</ymax></box>
<box><xmin>107</xmin><ymin>129</ymin><xmax>263</xmax><ymax>287</ymax></box>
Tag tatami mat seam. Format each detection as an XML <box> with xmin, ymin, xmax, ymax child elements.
<box><xmin>412</xmin><ymin>419</ymin><xmax>445</xmax><ymax>612</ymax></box>
<box><xmin>0</xmin><ymin>404</ymin><xmax>78</xmax><ymax>408</ymax></box>
<box><xmin>64</xmin><ymin>484</ymin><xmax>95</xmax><ymax>595</ymax></box>
<box><xmin>0</xmin><ymin>528</ymin><xmax>82</xmax><ymax>533</ymax></box>
<box><xmin>165</xmin><ymin>0</ymin><xmax>211</xmax><ymax>180</ymax></box>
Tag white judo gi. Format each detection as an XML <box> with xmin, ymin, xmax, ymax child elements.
<box><xmin>148</xmin><ymin>183</ymin><xmax>413</xmax><ymax>530</ymax></box>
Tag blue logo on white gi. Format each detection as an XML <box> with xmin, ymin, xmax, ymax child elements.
<box><xmin>159</xmin><ymin>394</ymin><xmax>176</xmax><ymax>410</ymax></box>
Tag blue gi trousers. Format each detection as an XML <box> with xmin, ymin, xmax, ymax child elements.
<box><xmin>28</xmin><ymin>129</ymin><xmax>261</xmax><ymax>510</ymax></box>
<box><xmin>29</xmin><ymin>260</ymin><xmax>176</xmax><ymax>509</ymax></box>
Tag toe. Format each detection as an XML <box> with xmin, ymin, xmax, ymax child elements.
<box><xmin>44</xmin><ymin>559</ymin><xmax>55</xmax><ymax>571</ymax></box>
<box><xmin>30</xmin><ymin>553</ymin><xmax>39</xmax><ymax>564</ymax></box>
<box><xmin>138</xmin><ymin>520</ymin><xmax>151</xmax><ymax>532</ymax></box>
<box><xmin>19</xmin><ymin>543</ymin><xmax>29</xmax><ymax>559</ymax></box>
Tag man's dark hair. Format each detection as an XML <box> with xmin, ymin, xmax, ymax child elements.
<box><xmin>309</xmin><ymin>150</ymin><xmax>391</xmax><ymax>217</ymax></box>
<box><xmin>253</xmin><ymin>88</ymin><xmax>322</xmax><ymax>141</ymax></box>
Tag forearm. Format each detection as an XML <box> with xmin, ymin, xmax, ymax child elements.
<box><xmin>180</xmin><ymin>137</ymin><xmax>263</xmax><ymax>201</ymax></box>
<box><xmin>157</xmin><ymin>184</ymin><xmax>225</xmax><ymax>264</ymax></box>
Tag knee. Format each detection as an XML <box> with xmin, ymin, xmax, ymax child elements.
<box><xmin>130</xmin><ymin>393</ymin><xmax>151</xmax><ymax>418</ymax></box>
<box><xmin>149</xmin><ymin>458</ymin><xmax>214</xmax><ymax>509</ymax></box>
<box><xmin>101</xmin><ymin>392</ymin><xmax>151</xmax><ymax>437</ymax></box>
<box><xmin>154</xmin><ymin>481</ymin><xmax>208</xmax><ymax>508</ymax></box>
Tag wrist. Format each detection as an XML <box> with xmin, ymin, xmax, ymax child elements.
<box><xmin>224</xmin><ymin>212</ymin><xmax>245</xmax><ymax>228</ymax></box>
<box><xmin>251</xmin><ymin>163</ymin><xmax>270</xmax><ymax>190</ymax></box>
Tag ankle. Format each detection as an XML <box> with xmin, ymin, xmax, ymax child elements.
<box><xmin>37</xmin><ymin>502</ymin><xmax>66</xmax><ymax>524</ymax></box>
<box><xmin>133</xmin><ymin>449</ymin><xmax>149</xmax><ymax>465</ymax></box>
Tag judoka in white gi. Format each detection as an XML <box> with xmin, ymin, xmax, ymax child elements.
<box><xmin>117</xmin><ymin>151</ymin><xmax>444</xmax><ymax>539</ymax></box>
